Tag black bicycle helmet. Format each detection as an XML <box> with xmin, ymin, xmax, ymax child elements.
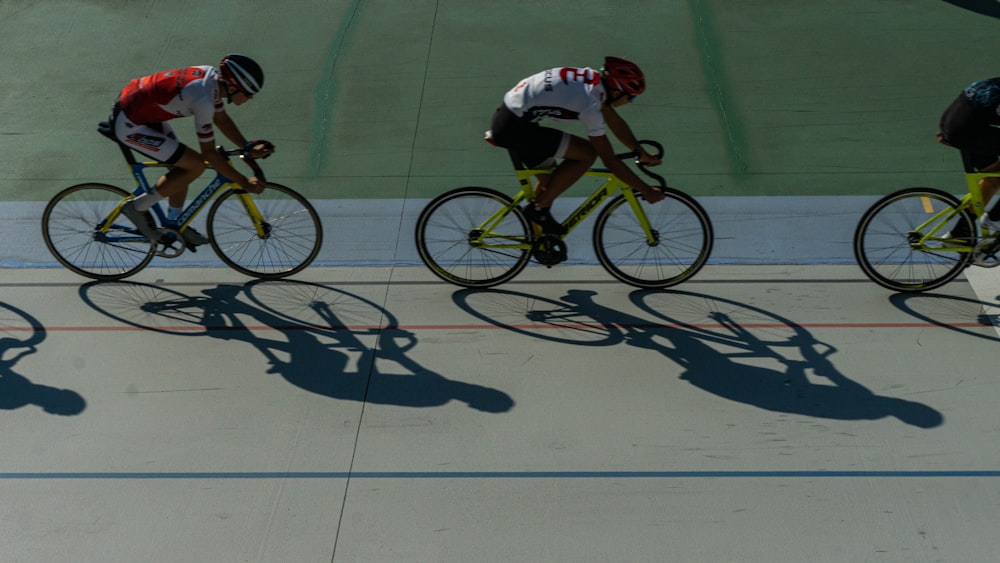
<box><xmin>219</xmin><ymin>54</ymin><xmax>264</xmax><ymax>95</ymax></box>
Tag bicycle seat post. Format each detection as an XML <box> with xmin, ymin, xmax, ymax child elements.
<box><xmin>507</xmin><ymin>149</ymin><xmax>537</xmax><ymax>200</ymax></box>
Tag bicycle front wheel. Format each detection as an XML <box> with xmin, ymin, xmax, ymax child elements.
<box><xmin>415</xmin><ymin>187</ymin><xmax>532</xmax><ymax>288</ymax></box>
<box><xmin>207</xmin><ymin>183</ymin><xmax>322</xmax><ymax>279</ymax></box>
<box><xmin>41</xmin><ymin>183</ymin><xmax>156</xmax><ymax>280</ymax></box>
<box><xmin>854</xmin><ymin>187</ymin><xmax>974</xmax><ymax>292</ymax></box>
<box><xmin>593</xmin><ymin>189</ymin><xmax>713</xmax><ymax>288</ymax></box>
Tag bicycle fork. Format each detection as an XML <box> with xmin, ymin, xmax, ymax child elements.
<box><xmin>236</xmin><ymin>192</ymin><xmax>271</xmax><ymax>239</ymax></box>
<box><xmin>622</xmin><ymin>189</ymin><xmax>660</xmax><ymax>246</ymax></box>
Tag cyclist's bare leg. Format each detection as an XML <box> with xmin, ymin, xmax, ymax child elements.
<box><xmin>159</xmin><ymin>148</ymin><xmax>207</xmax><ymax>210</ymax></box>
<box><xmin>980</xmin><ymin>160</ymin><xmax>1000</xmax><ymax>215</ymax></box>
<box><xmin>131</xmin><ymin>148</ymin><xmax>206</xmax><ymax>212</ymax></box>
<box><xmin>532</xmin><ymin>136</ymin><xmax>596</xmax><ymax>208</ymax></box>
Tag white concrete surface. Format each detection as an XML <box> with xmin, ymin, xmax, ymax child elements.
<box><xmin>0</xmin><ymin>265</ymin><xmax>996</xmax><ymax>562</ymax></box>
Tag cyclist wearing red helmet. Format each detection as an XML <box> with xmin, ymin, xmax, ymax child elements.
<box><xmin>488</xmin><ymin>56</ymin><xmax>664</xmax><ymax>235</ymax></box>
<box><xmin>112</xmin><ymin>54</ymin><xmax>273</xmax><ymax>245</ymax></box>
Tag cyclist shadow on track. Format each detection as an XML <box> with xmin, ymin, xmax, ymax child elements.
<box><xmin>0</xmin><ymin>302</ymin><xmax>86</xmax><ymax>416</ymax></box>
<box><xmin>456</xmin><ymin>288</ymin><xmax>941</xmax><ymax>428</ymax></box>
<box><xmin>80</xmin><ymin>282</ymin><xmax>513</xmax><ymax>413</ymax></box>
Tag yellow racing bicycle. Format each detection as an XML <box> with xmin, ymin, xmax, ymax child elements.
<box><xmin>415</xmin><ymin>139</ymin><xmax>713</xmax><ymax>289</ymax></box>
<box><xmin>854</xmin><ymin>144</ymin><xmax>1000</xmax><ymax>292</ymax></box>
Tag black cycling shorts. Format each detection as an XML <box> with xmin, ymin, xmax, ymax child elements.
<box><xmin>489</xmin><ymin>105</ymin><xmax>568</xmax><ymax>168</ymax></box>
<box><xmin>939</xmin><ymin>94</ymin><xmax>1000</xmax><ymax>171</ymax></box>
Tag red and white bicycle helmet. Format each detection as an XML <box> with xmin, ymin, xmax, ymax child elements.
<box><xmin>219</xmin><ymin>54</ymin><xmax>264</xmax><ymax>96</ymax></box>
<box><xmin>601</xmin><ymin>56</ymin><xmax>646</xmax><ymax>97</ymax></box>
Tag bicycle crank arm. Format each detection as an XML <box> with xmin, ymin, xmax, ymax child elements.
<box><xmin>154</xmin><ymin>229</ymin><xmax>187</xmax><ymax>258</ymax></box>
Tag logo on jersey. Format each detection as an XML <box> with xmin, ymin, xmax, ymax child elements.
<box><xmin>559</xmin><ymin>67</ymin><xmax>600</xmax><ymax>86</ymax></box>
<box><xmin>529</xmin><ymin>106</ymin><xmax>580</xmax><ymax>121</ymax></box>
<box><xmin>125</xmin><ymin>133</ymin><xmax>165</xmax><ymax>151</ymax></box>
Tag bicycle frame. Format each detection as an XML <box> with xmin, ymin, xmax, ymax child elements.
<box><xmin>102</xmin><ymin>141</ymin><xmax>268</xmax><ymax>242</ymax></box>
<box><xmin>910</xmin><ymin>171</ymin><xmax>1000</xmax><ymax>252</ymax></box>
<box><xmin>469</xmin><ymin>150</ymin><xmax>657</xmax><ymax>248</ymax></box>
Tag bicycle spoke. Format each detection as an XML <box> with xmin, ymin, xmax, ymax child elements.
<box><xmin>42</xmin><ymin>183</ymin><xmax>155</xmax><ymax>280</ymax></box>
<box><xmin>854</xmin><ymin>188</ymin><xmax>972</xmax><ymax>291</ymax></box>
<box><xmin>594</xmin><ymin>191</ymin><xmax>713</xmax><ymax>288</ymax></box>
<box><xmin>416</xmin><ymin>187</ymin><xmax>531</xmax><ymax>288</ymax></box>
<box><xmin>207</xmin><ymin>184</ymin><xmax>322</xmax><ymax>279</ymax></box>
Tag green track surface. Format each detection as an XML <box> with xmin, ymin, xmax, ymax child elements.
<box><xmin>1</xmin><ymin>1</ymin><xmax>996</xmax><ymax>202</ymax></box>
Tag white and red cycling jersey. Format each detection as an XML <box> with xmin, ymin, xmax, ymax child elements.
<box><xmin>117</xmin><ymin>66</ymin><xmax>224</xmax><ymax>144</ymax></box>
<box><xmin>503</xmin><ymin>66</ymin><xmax>608</xmax><ymax>137</ymax></box>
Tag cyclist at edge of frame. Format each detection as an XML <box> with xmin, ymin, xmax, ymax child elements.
<box><xmin>485</xmin><ymin>56</ymin><xmax>666</xmax><ymax>235</ymax></box>
<box><xmin>940</xmin><ymin>77</ymin><xmax>1000</xmax><ymax>242</ymax></box>
<box><xmin>111</xmin><ymin>53</ymin><xmax>275</xmax><ymax>245</ymax></box>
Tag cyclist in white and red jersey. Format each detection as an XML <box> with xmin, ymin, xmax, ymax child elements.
<box><xmin>488</xmin><ymin>56</ymin><xmax>664</xmax><ymax>234</ymax></box>
<box><xmin>114</xmin><ymin>54</ymin><xmax>273</xmax><ymax>245</ymax></box>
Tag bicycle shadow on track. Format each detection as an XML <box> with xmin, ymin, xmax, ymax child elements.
<box><xmin>79</xmin><ymin>281</ymin><xmax>513</xmax><ymax>413</ymax></box>
<box><xmin>0</xmin><ymin>302</ymin><xmax>86</xmax><ymax>416</ymax></box>
<box><xmin>454</xmin><ymin>288</ymin><xmax>942</xmax><ymax>428</ymax></box>
<box><xmin>889</xmin><ymin>291</ymin><xmax>1000</xmax><ymax>342</ymax></box>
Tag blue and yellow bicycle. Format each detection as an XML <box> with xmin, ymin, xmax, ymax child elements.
<box><xmin>41</xmin><ymin>121</ymin><xmax>322</xmax><ymax>281</ymax></box>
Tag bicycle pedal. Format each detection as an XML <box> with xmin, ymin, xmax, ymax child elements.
<box><xmin>973</xmin><ymin>256</ymin><xmax>1000</xmax><ymax>268</ymax></box>
<box><xmin>973</xmin><ymin>237</ymin><xmax>1000</xmax><ymax>267</ymax></box>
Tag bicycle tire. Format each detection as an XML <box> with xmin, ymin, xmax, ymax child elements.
<box><xmin>41</xmin><ymin>183</ymin><xmax>156</xmax><ymax>280</ymax></box>
<box><xmin>415</xmin><ymin>186</ymin><xmax>532</xmax><ymax>288</ymax></box>
<box><xmin>593</xmin><ymin>188</ymin><xmax>713</xmax><ymax>288</ymax></box>
<box><xmin>853</xmin><ymin>187</ymin><xmax>974</xmax><ymax>292</ymax></box>
<box><xmin>206</xmin><ymin>183</ymin><xmax>322</xmax><ymax>279</ymax></box>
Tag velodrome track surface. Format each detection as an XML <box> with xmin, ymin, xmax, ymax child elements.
<box><xmin>3</xmin><ymin>2</ymin><xmax>1000</xmax><ymax>561</ymax></box>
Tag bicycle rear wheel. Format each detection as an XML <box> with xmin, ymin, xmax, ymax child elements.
<box><xmin>207</xmin><ymin>183</ymin><xmax>322</xmax><ymax>279</ymax></box>
<box><xmin>593</xmin><ymin>189</ymin><xmax>713</xmax><ymax>288</ymax></box>
<box><xmin>854</xmin><ymin>187</ymin><xmax>974</xmax><ymax>292</ymax></box>
<box><xmin>415</xmin><ymin>187</ymin><xmax>532</xmax><ymax>288</ymax></box>
<box><xmin>41</xmin><ymin>183</ymin><xmax>156</xmax><ymax>280</ymax></box>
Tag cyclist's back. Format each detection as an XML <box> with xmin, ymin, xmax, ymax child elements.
<box><xmin>118</xmin><ymin>66</ymin><xmax>222</xmax><ymax>144</ymax></box>
<box><xmin>503</xmin><ymin>67</ymin><xmax>607</xmax><ymax>137</ymax></box>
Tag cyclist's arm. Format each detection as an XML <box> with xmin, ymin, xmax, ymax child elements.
<box><xmin>206</xmin><ymin>110</ymin><xmax>267</xmax><ymax>193</ymax></box>
<box><xmin>601</xmin><ymin>104</ymin><xmax>662</xmax><ymax>166</ymax></box>
<box><xmin>214</xmin><ymin>110</ymin><xmax>274</xmax><ymax>158</ymax></box>
<box><xmin>214</xmin><ymin>109</ymin><xmax>249</xmax><ymax>150</ymax></box>
<box><xmin>198</xmin><ymin>140</ymin><xmax>263</xmax><ymax>193</ymax></box>
<box><xmin>589</xmin><ymin>134</ymin><xmax>664</xmax><ymax>202</ymax></box>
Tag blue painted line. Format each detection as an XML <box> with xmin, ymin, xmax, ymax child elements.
<box><xmin>1</xmin><ymin>471</ymin><xmax>998</xmax><ymax>479</ymax></box>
